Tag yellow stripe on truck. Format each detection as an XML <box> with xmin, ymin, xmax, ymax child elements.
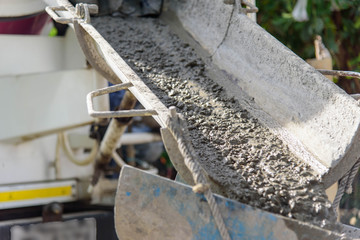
<box><xmin>0</xmin><ymin>186</ymin><xmax>72</xmax><ymax>202</ymax></box>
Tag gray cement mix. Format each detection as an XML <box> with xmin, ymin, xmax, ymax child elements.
<box><xmin>92</xmin><ymin>16</ymin><xmax>338</xmax><ymax>228</ymax></box>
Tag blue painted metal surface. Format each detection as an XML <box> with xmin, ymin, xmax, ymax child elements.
<box><xmin>114</xmin><ymin>166</ymin><xmax>346</xmax><ymax>240</ymax></box>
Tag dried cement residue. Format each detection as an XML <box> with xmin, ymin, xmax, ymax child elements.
<box><xmin>92</xmin><ymin>16</ymin><xmax>337</xmax><ymax>227</ymax></box>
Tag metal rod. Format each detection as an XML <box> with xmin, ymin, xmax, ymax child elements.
<box><xmin>89</xmin><ymin>82</ymin><xmax>133</xmax><ymax>97</ymax></box>
<box><xmin>87</xmin><ymin>82</ymin><xmax>157</xmax><ymax>118</ymax></box>
<box><xmin>318</xmin><ymin>69</ymin><xmax>360</xmax><ymax>80</ymax></box>
<box><xmin>90</xmin><ymin>109</ymin><xmax>157</xmax><ymax>118</ymax></box>
<box><xmin>89</xmin><ymin>90</ymin><xmax>138</xmax><ymax>191</ymax></box>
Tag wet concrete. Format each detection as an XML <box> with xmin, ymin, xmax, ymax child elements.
<box><xmin>92</xmin><ymin>16</ymin><xmax>337</xmax><ymax>227</ymax></box>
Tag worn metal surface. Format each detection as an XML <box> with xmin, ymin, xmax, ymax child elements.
<box><xmin>341</xmin><ymin>224</ymin><xmax>360</xmax><ymax>239</ymax></box>
<box><xmin>115</xmin><ymin>166</ymin><xmax>349</xmax><ymax>240</ymax></box>
<box><xmin>73</xmin><ymin>20</ymin><xmax>121</xmax><ymax>84</ymax></box>
<box><xmin>168</xmin><ymin>0</ymin><xmax>360</xmax><ymax>188</ymax></box>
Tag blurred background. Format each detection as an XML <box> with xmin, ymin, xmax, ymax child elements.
<box><xmin>256</xmin><ymin>0</ymin><xmax>360</xmax><ymax>226</ymax></box>
<box><xmin>257</xmin><ymin>0</ymin><xmax>360</xmax><ymax>93</ymax></box>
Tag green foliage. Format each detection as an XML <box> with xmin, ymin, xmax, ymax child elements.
<box><xmin>257</xmin><ymin>0</ymin><xmax>360</xmax><ymax>216</ymax></box>
<box><xmin>257</xmin><ymin>0</ymin><xmax>360</xmax><ymax>71</ymax></box>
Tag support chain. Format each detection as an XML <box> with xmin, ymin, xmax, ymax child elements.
<box><xmin>166</xmin><ymin>107</ymin><xmax>231</xmax><ymax>240</ymax></box>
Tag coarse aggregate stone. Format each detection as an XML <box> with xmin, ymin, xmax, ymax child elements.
<box><xmin>92</xmin><ymin>16</ymin><xmax>337</xmax><ymax>227</ymax></box>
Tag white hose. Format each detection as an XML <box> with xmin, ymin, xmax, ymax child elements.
<box><xmin>55</xmin><ymin>134</ymin><xmax>61</xmax><ymax>179</ymax></box>
<box><xmin>112</xmin><ymin>150</ymin><xmax>127</xmax><ymax>167</ymax></box>
<box><xmin>58</xmin><ymin>132</ymin><xmax>98</xmax><ymax>166</ymax></box>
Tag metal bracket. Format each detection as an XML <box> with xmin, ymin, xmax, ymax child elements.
<box><xmin>87</xmin><ymin>82</ymin><xmax>158</xmax><ymax>118</ymax></box>
<box><xmin>42</xmin><ymin>202</ymin><xmax>64</xmax><ymax>222</ymax></box>
<box><xmin>45</xmin><ymin>3</ymin><xmax>98</xmax><ymax>24</ymax></box>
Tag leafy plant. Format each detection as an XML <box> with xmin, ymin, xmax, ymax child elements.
<box><xmin>257</xmin><ymin>0</ymin><xmax>360</xmax><ymax>93</ymax></box>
